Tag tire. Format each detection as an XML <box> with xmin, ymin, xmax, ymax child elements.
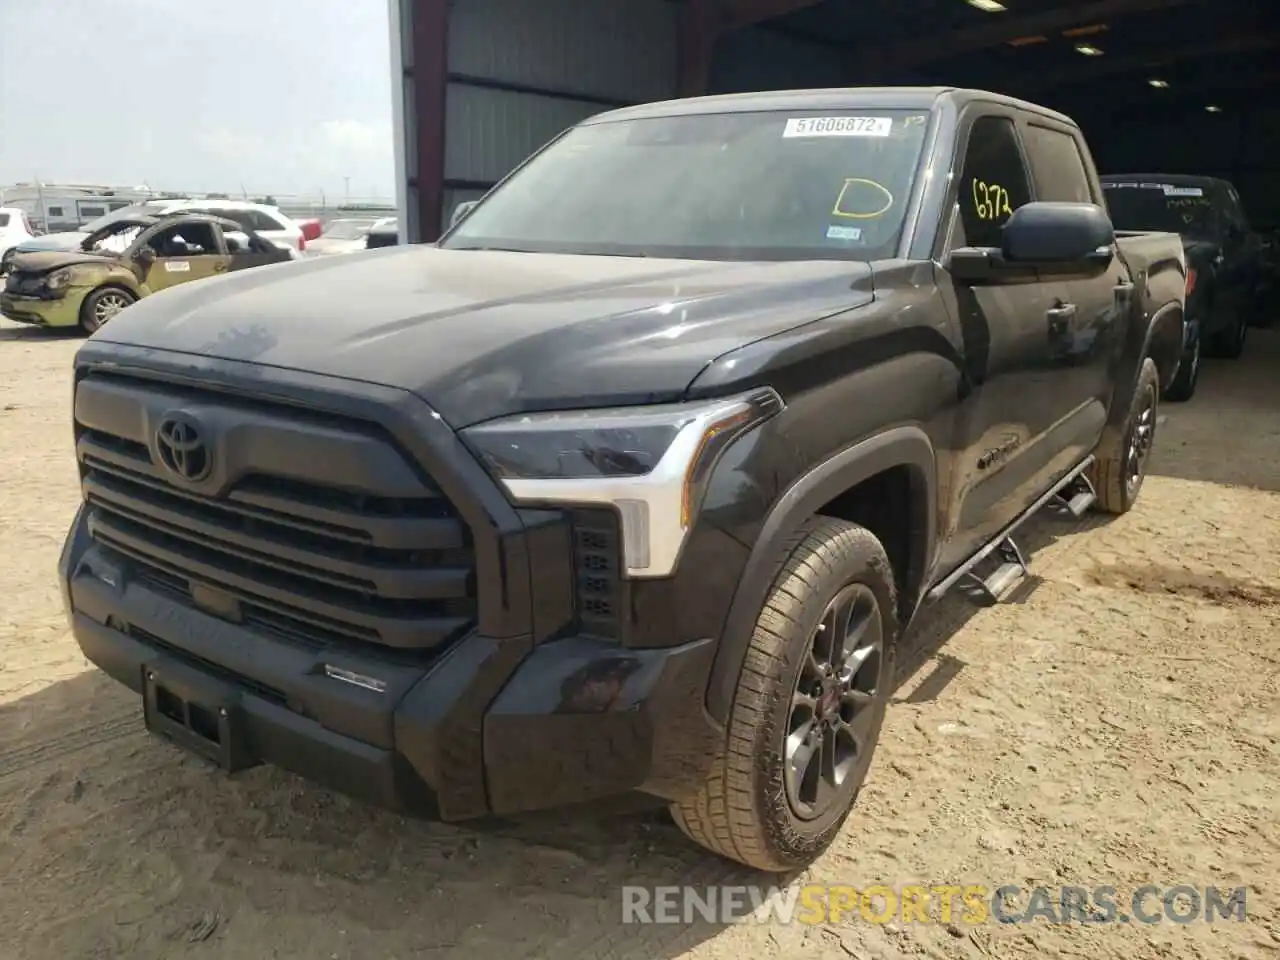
<box><xmin>1162</xmin><ymin>332</ymin><xmax>1200</xmax><ymax>402</ymax></box>
<box><xmin>79</xmin><ymin>286</ymin><xmax>136</xmax><ymax>335</ymax></box>
<box><xmin>671</xmin><ymin>517</ymin><xmax>897</xmax><ymax>872</ymax></box>
<box><xmin>1089</xmin><ymin>357</ymin><xmax>1159</xmax><ymax>516</ymax></box>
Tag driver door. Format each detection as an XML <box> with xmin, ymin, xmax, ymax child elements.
<box><xmin>141</xmin><ymin>221</ymin><xmax>229</xmax><ymax>293</ymax></box>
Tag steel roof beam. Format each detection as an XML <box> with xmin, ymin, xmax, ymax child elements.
<box><xmin>721</xmin><ymin>0</ymin><xmax>825</xmax><ymax>31</ymax></box>
<box><xmin>858</xmin><ymin>0</ymin><xmax>1206</xmax><ymax>75</ymax></box>
<box><xmin>1014</xmin><ymin>32</ymin><xmax>1280</xmax><ymax>93</ymax></box>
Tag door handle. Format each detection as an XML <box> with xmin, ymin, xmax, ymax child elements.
<box><xmin>213</xmin><ymin>262</ymin><xmax>228</xmax><ymax>273</ymax></box>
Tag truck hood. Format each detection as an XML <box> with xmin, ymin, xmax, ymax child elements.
<box><xmin>17</xmin><ymin>231</ymin><xmax>89</xmax><ymax>254</ymax></box>
<box><xmin>94</xmin><ymin>245</ymin><xmax>874</xmax><ymax>426</ymax></box>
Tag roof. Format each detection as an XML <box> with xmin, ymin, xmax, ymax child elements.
<box><xmin>102</xmin><ymin>211</ymin><xmax>249</xmax><ymax>231</ymax></box>
<box><xmin>586</xmin><ymin>86</ymin><xmax>1076</xmax><ymax>127</ymax></box>
<box><xmin>1100</xmin><ymin>174</ymin><xmax>1234</xmax><ymax>187</ymax></box>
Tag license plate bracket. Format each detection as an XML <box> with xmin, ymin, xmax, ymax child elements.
<box><xmin>142</xmin><ymin>659</ymin><xmax>258</xmax><ymax>773</ymax></box>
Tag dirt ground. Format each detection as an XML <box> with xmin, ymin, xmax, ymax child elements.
<box><xmin>1</xmin><ymin>318</ymin><xmax>1277</xmax><ymax>960</ymax></box>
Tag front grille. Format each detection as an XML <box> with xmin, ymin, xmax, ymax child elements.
<box><xmin>5</xmin><ymin>272</ymin><xmax>41</xmax><ymax>295</ymax></box>
<box><xmin>74</xmin><ymin>371</ymin><xmax>477</xmax><ymax>652</ymax></box>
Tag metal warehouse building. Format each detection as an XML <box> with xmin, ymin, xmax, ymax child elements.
<box><xmin>388</xmin><ymin>0</ymin><xmax>1280</xmax><ymax>241</ymax></box>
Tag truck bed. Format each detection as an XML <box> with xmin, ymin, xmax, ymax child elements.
<box><xmin>1116</xmin><ymin>230</ymin><xmax>1187</xmax><ymax>321</ymax></box>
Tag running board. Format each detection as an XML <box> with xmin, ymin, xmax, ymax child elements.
<box><xmin>927</xmin><ymin>455</ymin><xmax>1095</xmax><ymax>604</ymax></box>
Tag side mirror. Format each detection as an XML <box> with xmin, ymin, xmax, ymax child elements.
<box><xmin>949</xmin><ymin>202</ymin><xmax>1115</xmax><ymax>284</ymax></box>
<box><xmin>450</xmin><ymin>200</ymin><xmax>478</xmax><ymax>228</ymax></box>
<box><xmin>135</xmin><ymin>246</ymin><xmax>157</xmax><ymax>266</ymax></box>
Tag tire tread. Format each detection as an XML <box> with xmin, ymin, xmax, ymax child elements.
<box><xmin>672</xmin><ymin>517</ymin><xmax>895</xmax><ymax>871</ymax></box>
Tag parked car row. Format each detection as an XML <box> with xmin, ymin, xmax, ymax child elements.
<box><xmin>2</xmin><ymin>197</ymin><xmax>308</xmax><ymax>275</ymax></box>
<box><xmin>2</xmin><ymin>212</ymin><xmax>295</xmax><ymax>333</ymax></box>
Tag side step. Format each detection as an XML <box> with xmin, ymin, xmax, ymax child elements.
<box><xmin>927</xmin><ymin>455</ymin><xmax>1096</xmax><ymax>605</ymax></box>
<box><xmin>965</xmin><ymin>538</ymin><xmax>1029</xmax><ymax>604</ymax></box>
<box><xmin>1053</xmin><ymin>472</ymin><xmax>1097</xmax><ymax>518</ymax></box>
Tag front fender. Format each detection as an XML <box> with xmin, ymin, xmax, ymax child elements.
<box><xmin>704</xmin><ymin>425</ymin><xmax>937</xmax><ymax>724</ymax></box>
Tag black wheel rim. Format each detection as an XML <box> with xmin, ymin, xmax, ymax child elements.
<box><xmin>1188</xmin><ymin>338</ymin><xmax>1200</xmax><ymax>384</ymax></box>
<box><xmin>1127</xmin><ymin>384</ymin><xmax>1157</xmax><ymax>490</ymax></box>
<box><xmin>784</xmin><ymin>583</ymin><xmax>884</xmax><ymax>822</ymax></box>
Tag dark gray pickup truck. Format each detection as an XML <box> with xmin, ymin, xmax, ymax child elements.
<box><xmin>59</xmin><ymin>87</ymin><xmax>1185</xmax><ymax>872</ymax></box>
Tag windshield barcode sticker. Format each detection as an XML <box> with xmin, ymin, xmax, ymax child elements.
<box><xmin>783</xmin><ymin>116</ymin><xmax>892</xmax><ymax>138</ymax></box>
<box><xmin>1162</xmin><ymin>186</ymin><xmax>1204</xmax><ymax>197</ymax></box>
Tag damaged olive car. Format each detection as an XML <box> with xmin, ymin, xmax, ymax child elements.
<box><xmin>0</xmin><ymin>213</ymin><xmax>294</xmax><ymax>334</ymax></box>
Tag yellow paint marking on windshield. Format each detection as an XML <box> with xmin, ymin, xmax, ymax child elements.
<box><xmin>831</xmin><ymin>178</ymin><xmax>894</xmax><ymax>220</ymax></box>
<box><xmin>971</xmin><ymin>179</ymin><xmax>1014</xmax><ymax>221</ymax></box>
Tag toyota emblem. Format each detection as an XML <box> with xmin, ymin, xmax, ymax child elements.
<box><xmin>155</xmin><ymin>412</ymin><xmax>212</xmax><ymax>482</ymax></box>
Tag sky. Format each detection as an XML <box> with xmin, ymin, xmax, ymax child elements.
<box><xmin>0</xmin><ymin>0</ymin><xmax>396</xmax><ymax>201</ymax></box>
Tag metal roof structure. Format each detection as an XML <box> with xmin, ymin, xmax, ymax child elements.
<box><xmin>393</xmin><ymin>0</ymin><xmax>1280</xmax><ymax>238</ymax></box>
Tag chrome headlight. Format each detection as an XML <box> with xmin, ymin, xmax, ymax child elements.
<box><xmin>461</xmin><ymin>388</ymin><xmax>783</xmax><ymax>578</ymax></box>
<box><xmin>45</xmin><ymin>268</ymin><xmax>74</xmax><ymax>292</ymax></box>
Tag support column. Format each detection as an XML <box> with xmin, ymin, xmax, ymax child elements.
<box><xmin>406</xmin><ymin>0</ymin><xmax>449</xmax><ymax>243</ymax></box>
<box><xmin>678</xmin><ymin>0</ymin><xmax>721</xmax><ymax>98</ymax></box>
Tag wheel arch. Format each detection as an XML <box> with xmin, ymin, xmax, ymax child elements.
<box><xmin>705</xmin><ymin>426</ymin><xmax>937</xmax><ymax>724</ymax></box>
<box><xmin>1144</xmin><ymin>301</ymin><xmax>1186</xmax><ymax>393</ymax></box>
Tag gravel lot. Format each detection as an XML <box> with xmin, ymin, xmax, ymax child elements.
<box><xmin>1</xmin><ymin>317</ymin><xmax>1277</xmax><ymax>960</ymax></box>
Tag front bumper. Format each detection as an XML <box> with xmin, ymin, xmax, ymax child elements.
<box><xmin>59</xmin><ymin>341</ymin><xmax>726</xmax><ymax>819</ymax></box>
<box><xmin>0</xmin><ymin>290</ymin><xmax>81</xmax><ymax>327</ymax></box>
<box><xmin>63</xmin><ymin>518</ymin><xmax>719</xmax><ymax>818</ymax></box>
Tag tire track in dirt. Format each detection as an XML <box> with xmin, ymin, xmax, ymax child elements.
<box><xmin>0</xmin><ymin>712</ymin><xmax>141</xmax><ymax>781</ymax></box>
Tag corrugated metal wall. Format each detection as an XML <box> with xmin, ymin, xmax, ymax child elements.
<box><xmin>397</xmin><ymin>0</ymin><xmax>861</xmax><ymax>236</ymax></box>
<box><xmin>710</xmin><ymin>25</ymin><xmax>846</xmax><ymax>94</ymax></box>
<box><xmin>441</xmin><ymin>0</ymin><xmax>680</xmax><ymax>231</ymax></box>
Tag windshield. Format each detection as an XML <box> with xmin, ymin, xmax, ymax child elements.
<box><xmin>80</xmin><ymin>220</ymin><xmax>148</xmax><ymax>254</ymax></box>
<box><xmin>1103</xmin><ymin>183</ymin><xmax>1220</xmax><ymax>239</ymax></box>
<box><xmin>321</xmin><ymin>219</ymin><xmax>375</xmax><ymax>240</ymax></box>
<box><xmin>441</xmin><ymin>109</ymin><xmax>931</xmax><ymax>260</ymax></box>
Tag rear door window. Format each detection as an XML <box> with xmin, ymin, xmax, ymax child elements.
<box><xmin>1023</xmin><ymin>124</ymin><xmax>1094</xmax><ymax>204</ymax></box>
<box><xmin>954</xmin><ymin>115</ymin><xmax>1032</xmax><ymax>248</ymax></box>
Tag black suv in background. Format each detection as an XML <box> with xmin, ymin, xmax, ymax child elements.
<box><xmin>1102</xmin><ymin>174</ymin><xmax>1262</xmax><ymax>399</ymax></box>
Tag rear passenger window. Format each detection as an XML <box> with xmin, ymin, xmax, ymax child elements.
<box><xmin>1023</xmin><ymin>125</ymin><xmax>1094</xmax><ymax>205</ymax></box>
<box><xmin>956</xmin><ymin>116</ymin><xmax>1032</xmax><ymax>248</ymax></box>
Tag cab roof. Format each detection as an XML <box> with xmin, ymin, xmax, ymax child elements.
<box><xmin>586</xmin><ymin>86</ymin><xmax>1077</xmax><ymax>128</ymax></box>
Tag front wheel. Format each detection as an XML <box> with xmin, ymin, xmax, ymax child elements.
<box><xmin>671</xmin><ymin>517</ymin><xmax>896</xmax><ymax>872</ymax></box>
<box><xmin>1090</xmin><ymin>357</ymin><xmax>1159</xmax><ymax>515</ymax></box>
<box><xmin>79</xmin><ymin>286</ymin><xmax>135</xmax><ymax>334</ymax></box>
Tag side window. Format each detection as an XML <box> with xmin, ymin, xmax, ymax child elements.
<box><xmin>47</xmin><ymin>205</ymin><xmax>65</xmax><ymax>218</ymax></box>
<box><xmin>1023</xmin><ymin>125</ymin><xmax>1094</xmax><ymax>204</ymax></box>
<box><xmin>956</xmin><ymin>116</ymin><xmax>1032</xmax><ymax>248</ymax></box>
<box><xmin>148</xmin><ymin>222</ymin><xmax>219</xmax><ymax>256</ymax></box>
<box><xmin>214</xmin><ymin>210</ymin><xmax>256</xmax><ymax>232</ymax></box>
<box><xmin>249</xmin><ymin>210</ymin><xmax>285</xmax><ymax>232</ymax></box>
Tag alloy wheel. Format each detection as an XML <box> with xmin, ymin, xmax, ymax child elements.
<box><xmin>784</xmin><ymin>582</ymin><xmax>885</xmax><ymax>821</ymax></box>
